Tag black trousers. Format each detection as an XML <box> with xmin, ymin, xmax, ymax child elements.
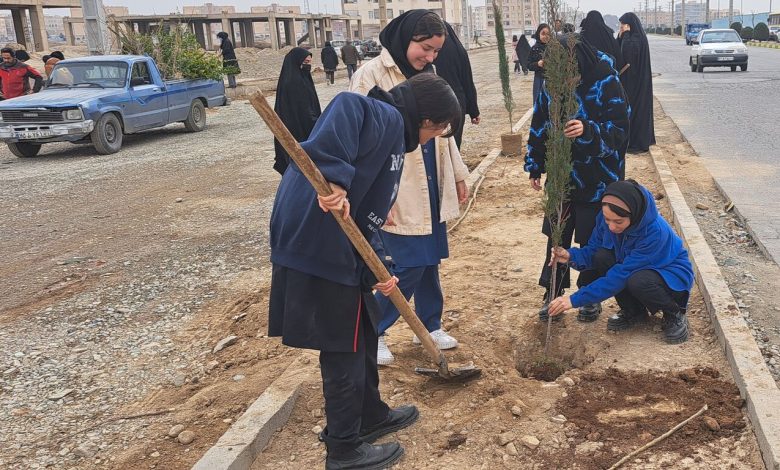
<box><xmin>539</xmin><ymin>202</ymin><xmax>601</xmax><ymax>299</ymax></box>
<box><xmin>320</xmin><ymin>302</ymin><xmax>390</xmax><ymax>457</ymax></box>
<box><xmin>325</xmin><ymin>70</ymin><xmax>335</xmax><ymax>84</ymax></box>
<box><xmin>591</xmin><ymin>248</ymin><xmax>689</xmax><ymax>315</ymax></box>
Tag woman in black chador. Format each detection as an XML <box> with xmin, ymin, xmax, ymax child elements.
<box><xmin>515</xmin><ymin>34</ymin><xmax>531</xmax><ymax>76</ymax></box>
<box><xmin>273</xmin><ymin>47</ymin><xmax>321</xmax><ymax>175</ymax></box>
<box><xmin>216</xmin><ymin>31</ymin><xmax>240</xmax><ymax>88</ymax></box>
<box><xmin>580</xmin><ymin>10</ymin><xmax>623</xmax><ymax>71</ymax></box>
<box><xmin>618</xmin><ymin>12</ymin><xmax>655</xmax><ymax>153</ymax></box>
<box><xmin>321</xmin><ymin>41</ymin><xmax>339</xmax><ymax>85</ymax></box>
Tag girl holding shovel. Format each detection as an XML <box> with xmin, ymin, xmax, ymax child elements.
<box><xmin>546</xmin><ymin>180</ymin><xmax>694</xmax><ymax>344</ymax></box>
<box><xmin>350</xmin><ymin>10</ymin><xmax>470</xmax><ymax>366</ymax></box>
<box><xmin>268</xmin><ymin>73</ymin><xmax>462</xmax><ymax>469</ymax></box>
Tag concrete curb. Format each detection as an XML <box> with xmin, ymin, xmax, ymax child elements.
<box><xmin>648</xmin><ymin>146</ymin><xmax>780</xmax><ymax>470</ymax></box>
<box><xmin>192</xmin><ymin>353</ymin><xmax>318</xmax><ymax>470</ymax></box>
<box><xmin>748</xmin><ymin>41</ymin><xmax>780</xmax><ymax>49</ymax></box>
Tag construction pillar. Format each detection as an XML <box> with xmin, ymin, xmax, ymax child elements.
<box><xmin>283</xmin><ymin>19</ymin><xmax>296</xmax><ymax>46</ymax></box>
<box><xmin>307</xmin><ymin>18</ymin><xmax>316</xmax><ymax>47</ymax></box>
<box><xmin>244</xmin><ymin>21</ymin><xmax>255</xmax><ymax>47</ymax></box>
<box><xmin>357</xmin><ymin>19</ymin><xmax>363</xmax><ymax>39</ymax></box>
<box><xmin>221</xmin><ymin>14</ymin><xmax>230</xmax><ymax>36</ymax></box>
<box><xmin>11</xmin><ymin>9</ymin><xmax>27</xmax><ymax>49</ymax></box>
<box><xmin>345</xmin><ymin>20</ymin><xmax>352</xmax><ymax>40</ymax></box>
<box><xmin>237</xmin><ymin>21</ymin><xmax>247</xmax><ymax>47</ymax></box>
<box><xmin>28</xmin><ymin>4</ymin><xmax>49</xmax><ymax>52</ymax></box>
<box><xmin>318</xmin><ymin>18</ymin><xmax>327</xmax><ymax>46</ymax></box>
<box><xmin>81</xmin><ymin>0</ymin><xmax>109</xmax><ymax>55</ymax></box>
<box><xmin>268</xmin><ymin>15</ymin><xmax>280</xmax><ymax>50</ymax></box>
<box><xmin>205</xmin><ymin>23</ymin><xmax>214</xmax><ymax>49</ymax></box>
<box><xmin>324</xmin><ymin>18</ymin><xmax>333</xmax><ymax>42</ymax></box>
<box><xmin>64</xmin><ymin>19</ymin><xmax>75</xmax><ymax>46</ymax></box>
<box><xmin>193</xmin><ymin>21</ymin><xmax>206</xmax><ymax>48</ymax></box>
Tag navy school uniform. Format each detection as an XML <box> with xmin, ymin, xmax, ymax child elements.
<box><xmin>267</xmin><ymin>91</ymin><xmax>407</xmax><ymax>458</ymax></box>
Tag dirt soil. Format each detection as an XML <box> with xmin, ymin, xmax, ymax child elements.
<box><xmin>0</xmin><ymin>46</ymin><xmax>769</xmax><ymax>470</ymax></box>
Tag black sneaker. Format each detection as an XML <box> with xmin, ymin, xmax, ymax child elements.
<box><xmin>319</xmin><ymin>405</ymin><xmax>419</xmax><ymax>444</ymax></box>
<box><xmin>663</xmin><ymin>311</ymin><xmax>689</xmax><ymax>344</ymax></box>
<box><xmin>538</xmin><ymin>302</ymin><xmax>564</xmax><ymax>323</ymax></box>
<box><xmin>577</xmin><ymin>303</ymin><xmax>602</xmax><ymax>322</ymax></box>
<box><xmin>607</xmin><ymin>309</ymin><xmax>644</xmax><ymax>331</ymax></box>
<box><xmin>326</xmin><ymin>442</ymin><xmax>404</xmax><ymax>470</ymax></box>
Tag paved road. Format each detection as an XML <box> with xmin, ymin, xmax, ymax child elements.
<box><xmin>649</xmin><ymin>35</ymin><xmax>780</xmax><ymax>264</ymax></box>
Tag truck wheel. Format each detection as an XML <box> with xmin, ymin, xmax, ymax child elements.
<box><xmin>731</xmin><ymin>65</ymin><xmax>737</xmax><ymax>71</ymax></box>
<box><xmin>696</xmin><ymin>59</ymin><xmax>704</xmax><ymax>72</ymax></box>
<box><xmin>91</xmin><ymin>113</ymin><xmax>123</xmax><ymax>155</ymax></box>
<box><xmin>183</xmin><ymin>100</ymin><xmax>206</xmax><ymax>132</ymax></box>
<box><xmin>7</xmin><ymin>142</ymin><xmax>41</xmax><ymax>158</ymax></box>
<box><xmin>740</xmin><ymin>64</ymin><xmax>748</xmax><ymax>71</ymax></box>
<box><xmin>690</xmin><ymin>58</ymin><xmax>697</xmax><ymax>72</ymax></box>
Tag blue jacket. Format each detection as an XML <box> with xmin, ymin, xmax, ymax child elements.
<box><xmin>270</xmin><ymin>92</ymin><xmax>406</xmax><ymax>286</ymax></box>
<box><xmin>525</xmin><ymin>51</ymin><xmax>629</xmax><ymax>203</ymax></box>
<box><xmin>568</xmin><ymin>186</ymin><xmax>694</xmax><ymax>308</ymax></box>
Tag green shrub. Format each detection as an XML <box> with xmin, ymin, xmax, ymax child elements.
<box><xmin>754</xmin><ymin>22</ymin><xmax>770</xmax><ymax>41</ymax></box>
<box><xmin>741</xmin><ymin>26</ymin><xmax>754</xmax><ymax>40</ymax></box>
<box><xmin>730</xmin><ymin>22</ymin><xmax>742</xmax><ymax>33</ymax></box>
<box><xmin>111</xmin><ymin>21</ymin><xmax>226</xmax><ymax>80</ymax></box>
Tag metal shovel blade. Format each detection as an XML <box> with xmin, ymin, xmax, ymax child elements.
<box><xmin>414</xmin><ymin>361</ymin><xmax>482</xmax><ymax>381</ymax></box>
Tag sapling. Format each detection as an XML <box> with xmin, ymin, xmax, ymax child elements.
<box><xmin>540</xmin><ymin>32</ymin><xmax>580</xmax><ymax>356</ymax></box>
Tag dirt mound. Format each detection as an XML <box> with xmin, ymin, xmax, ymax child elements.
<box><xmin>556</xmin><ymin>367</ymin><xmax>746</xmax><ymax>468</ymax></box>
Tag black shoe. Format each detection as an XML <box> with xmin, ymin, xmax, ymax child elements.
<box><xmin>360</xmin><ymin>405</ymin><xmax>419</xmax><ymax>443</ymax></box>
<box><xmin>319</xmin><ymin>405</ymin><xmax>419</xmax><ymax>444</ymax></box>
<box><xmin>663</xmin><ymin>310</ymin><xmax>689</xmax><ymax>344</ymax></box>
<box><xmin>326</xmin><ymin>442</ymin><xmax>404</xmax><ymax>470</ymax></box>
<box><xmin>577</xmin><ymin>303</ymin><xmax>602</xmax><ymax>322</ymax></box>
<box><xmin>538</xmin><ymin>302</ymin><xmax>564</xmax><ymax>323</ymax></box>
<box><xmin>607</xmin><ymin>309</ymin><xmax>644</xmax><ymax>331</ymax></box>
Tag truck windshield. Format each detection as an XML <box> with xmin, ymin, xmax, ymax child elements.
<box><xmin>701</xmin><ymin>31</ymin><xmax>743</xmax><ymax>43</ymax></box>
<box><xmin>49</xmin><ymin>62</ymin><xmax>129</xmax><ymax>88</ymax></box>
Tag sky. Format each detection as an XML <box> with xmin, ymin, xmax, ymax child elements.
<box><xmin>48</xmin><ymin>0</ymin><xmax>777</xmax><ymax>18</ymax></box>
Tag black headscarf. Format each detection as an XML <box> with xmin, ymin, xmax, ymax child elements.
<box><xmin>619</xmin><ymin>12</ymin><xmax>647</xmax><ymax>40</ymax></box>
<box><xmin>580</xmin><ymin>10</ymin><xmax>623</xmax><ymax>70</ymax></box>
<box><xmin>515</xmin><ymin>34</ymin><xmax>531</xmax><ymax>65</ymax></box>
<box><xmin>532</xmin><ymin>23</ymin><xmax>550</xmax><ymax>41</ymax></box>
<box><xmin>602</xmin><ymin>180</ymin><xmax>647</xmax><ymax>226</ymax></box>
<box><xmin>368</xmin><ymin>82</ymin><xmax>421</xmax><ymax>153</ymax></box>
<box><xmin>433</xmin><ymin>21</ymin><xmax>480</xmax><ymax>120</ymax></box>
<box><xmin>559</xmin><ymin>34</ymin><xmax>615</xmax><ymax>91</ymax></box>
<box><xmin>379</xmin><ymin>10</ymin><xmax>442</xmax><ymax>79</ymax></box>
<box><xmin>273</xmin><ymin>47</ymin><xmax>322</xmax><ymax>175</ymax></box>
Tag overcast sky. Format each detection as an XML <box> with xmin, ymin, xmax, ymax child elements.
<box><xmin>47</xmin><ymin>0</ymin><xmax>776</xmax><ymax>19</ymax></box>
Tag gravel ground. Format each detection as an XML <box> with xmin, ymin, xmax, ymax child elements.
<box><xmin>0</xmin><ymin>80</ymin><xmax>345</xmax><ymax>469</ymax></box>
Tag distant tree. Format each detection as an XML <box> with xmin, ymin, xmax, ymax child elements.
<box><xmin>730</xmin><ymin>22</ymin><xmax>743</xmax><ymax>33</ymax></box>
<box><xmin>754</xmin><ymin>22</ymin><xmax>770</xmax><ymax>41</ymax></box>
<box><xmin>741</xmin><ymin>26</ymin><xmax>754</xmax><ymax>40</ymax></box>
<box><xmin>674</xmin><ymin>25</ymin><xmax>682</xmax><ymax>35</ymax></box>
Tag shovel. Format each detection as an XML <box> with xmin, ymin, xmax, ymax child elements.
<box><xmin>250</xmin><ymin>91</ymin><xmax>480</xmax><ymax>381</ymax></box>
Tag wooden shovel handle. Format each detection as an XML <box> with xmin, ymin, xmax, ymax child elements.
<box><xmin>249</xmin><ymin>91</ymin><xmax>446</xmax><ymax>367</ymax></box>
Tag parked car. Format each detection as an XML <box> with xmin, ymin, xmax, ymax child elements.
<box><xmin>0</xmin><ymin>55</ymin><xmax>227</xmax><ymax>157</ymax></box>
<box><xmin>361</xmin><ymin>40</ymin><xmax>383</xmax><ymax>58</ymax></box>
<box><xmin>685</xmin><ymin>23</ymin><xmax>710</xmax><ymax>45</ymax></box>
<box><xmin>689</xmin><ymin>29</ymin><xmax>748</xmax><ymax>72</ymax></box>
<box><xmin>769</xmin><ymin>25</ymin><xmax>780</xmax><ymax>42</ymax></box>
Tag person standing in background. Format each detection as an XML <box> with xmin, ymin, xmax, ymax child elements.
<box><xmin>511</xmin><ymin>35</ymin><xmax>521</xmax><ymax>74</ymax></box>
<box><xmin>340</xmin><ymin>40</ymin><xmax>360</xmax><ymax>80</ymax></box>
<box><xmin>321</xmin><ymin>41</ymin><xmax>339</xmax><ymax>85</ymax></box>
<box><xmin>0</xmin><ymin>47</ymin><xmax>43</xmax><ymax>99</ymax></box>
<box><xmin>217</xmin><ymin>31</ymin><xmax>240</xmax><ymax>88</ymax></box>
<box><xmin>580</xmin><ymin>10</ymin><xmax>623</xmax><ymax>71</ymax></box>
<box><xmin>433</xmin><ymin>20</ymin><xmax>480</xmax><ymax>150</ymax></box>
<box><xmin>618</xmin><ymin>12</ymin><xmax>655</xmax><ymax>153</ymax></box>
<box><xmin>528</xmin><ymin>23</ymin><xmax>551</xmax><ymax>104</ymax></box>
<box><xmin>515</xmin><ymin>34</ymin><xmax>531</xmax><ymax>76</ymax></box>
<box><xmin>273</xmin><ymin>48</ymin><xmax>321</xmax><ymax>175</ymax></box>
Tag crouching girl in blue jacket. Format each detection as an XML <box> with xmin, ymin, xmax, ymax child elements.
<box><xmin>547</xmin><ymin>180</ymin><xmax>694</xmax><ymax>344</ymax></box>
<box><xmin>268</xmin><ymin>73</ymin><xmax>461</xmax><ymax>470</ymax></box>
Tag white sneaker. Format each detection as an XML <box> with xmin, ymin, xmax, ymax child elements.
<box><xmin>377</xmin><ymin>336</ymin><xmax>394</xmax><ymax>366</ymax></box>
<box><xmin>413</xmin><ymin>329</ymin><xmax>458</xmax><ymax>350</ymax></box>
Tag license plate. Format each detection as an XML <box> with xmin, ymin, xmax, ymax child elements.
<box><xmin>717</xmin><ymin>56</ymin><xmax>735</xmax><ymax>61</ymax></box>
<box><xmin>13</xmin><ymin>130</ymin><xmax>53</xmax><ymax>139</ymax></box>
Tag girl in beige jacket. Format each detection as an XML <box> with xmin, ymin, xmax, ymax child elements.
<box><xmin>349</xmin><ymin>10</ymin><xmax>470</xmax><ymax>366</ymax></box>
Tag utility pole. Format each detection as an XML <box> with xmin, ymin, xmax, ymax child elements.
<box><xmin>728</xmin><ymin>0</ymin><xmax>733</xmax><ymax>25</ymax></box>
<box><xmin>671</xmin><ymin>0</ymin><xmax>675</xmax><ymax>33</ymax></box>
<box><xmin>705</xmin><ymin>0</ymin><xmax>710</xmax><ymax>22</ymax></box>
<box><xmin>681</xmin><ymin>0</ymin><xmax>686</xmax><ymax>32</ymax></box>
<box><xmin>655</xmin><ymin>0</ymin><xmax>659</xmax><ymax>29</ymax></box>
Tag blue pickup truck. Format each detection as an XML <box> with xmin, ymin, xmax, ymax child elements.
<box><xmin>0</xmin><ymin>55</ymin><xmax>227</xmax><ymax>157</ymax></box>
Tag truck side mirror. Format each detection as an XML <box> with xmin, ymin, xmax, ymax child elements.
<box><xmin>130</xmin><ymin>77</ymin><xmax>146</xmax><ymax>87</ymax></box>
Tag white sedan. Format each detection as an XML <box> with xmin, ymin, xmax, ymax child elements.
<box><xmin>689</xmin><ymin>29</ymin><xmax>749</xmax><ymax>72</ymax></box>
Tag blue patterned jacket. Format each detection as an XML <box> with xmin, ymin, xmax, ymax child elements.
<box><xmin>524</xmin><ymin>51</ymin><xmax>630</xmax><ymax>203</ymax></box>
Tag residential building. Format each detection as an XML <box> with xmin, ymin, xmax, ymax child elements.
<box><xmin>472</xmin><ymin>5</ymin><xmax>488</xmax><ymax>37</ymax></box>
<box><xmin>182</xmin><ymin>3</ymin><xmax>236</xmax><ymax>14</ymax></box>
<box><xmin>341</xmin><ymin>0</ymin><xmax>464</xmax><ymax>40</ymax></box>
<box><xmin>485</xmin><ymin>0</ymin><xmax>540</xmax><ymax>37</ymax></box>
<box><xmin>68</xmin><ymin>6</ymin><xmax>130</xmax><ymax>42</ymax></box>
